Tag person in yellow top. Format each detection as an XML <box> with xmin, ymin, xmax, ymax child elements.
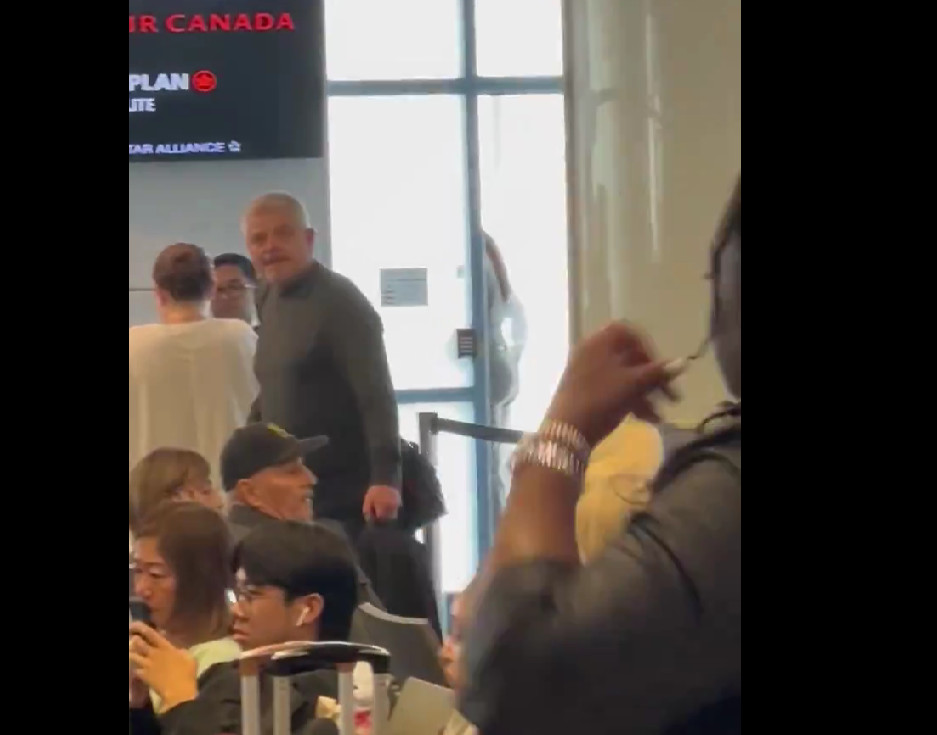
<box><xmin>575</xmin><ymin>415</ymin><xmax>664</xmax><ymax>562</ymax></box>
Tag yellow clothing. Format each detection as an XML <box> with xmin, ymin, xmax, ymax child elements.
<box><xmin>575</xmin><ymin>416</ymin><xmax>663</xmax><ymax>562</ymax></box>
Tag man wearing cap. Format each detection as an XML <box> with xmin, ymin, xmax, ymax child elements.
<box><xmin>220</xmin><ymin>422</ymin><xmax>381</xmax><ymax>608</ymax></box>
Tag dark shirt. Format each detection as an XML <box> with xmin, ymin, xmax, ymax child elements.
<box><xmin>129</xmin><ymin>660</ymin><xmax>337</xmax><ymax>735</ymax></box>
<box><xmin>251</xmin><ymin>263</ymin><xmax>401</xmax><ymax>519</ymax></box>
<box><xmin>459</xmin><ymin>449</ymin><xmax>741</xmax><ymax>735</ymax></box>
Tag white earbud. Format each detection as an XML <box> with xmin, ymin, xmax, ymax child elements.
<box><xmin>296</xmin><ymin>606</ymin><xmax>310</xmax><ymax>626</ymax></box>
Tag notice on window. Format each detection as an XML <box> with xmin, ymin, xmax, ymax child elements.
<box><xmin>380</xmin><ymin>268</ymin><xmax>428</xmax><ymax>307</ymax></box>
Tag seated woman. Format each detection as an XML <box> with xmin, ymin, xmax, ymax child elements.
<box><xmin>130</xmin><ymin>502</ymin><xmax>240</xmax><ymax>713</ymax></box>
<box><xmin>130</xmin><ymin>520</ymin><xmax>360</xmax><ymax>735</ymax></box>
<box><xmin>129</xmin><ymin>447</ymin><xmax>224</xmax><ymax>550</ymax></box>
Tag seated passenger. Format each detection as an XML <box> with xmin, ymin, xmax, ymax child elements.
<box><xmin>130</xmin><ymin>447</ymin><xmax>224</xmax><ymax>544</ymax></box>
<box><xmin>130</xmin><ymin>502</ymin><xmax>240</xmax><ymax>714</ymax></box>
<box><xmin>129</xmin><ymin>520</ymin><xmax>359</xmax><ymax>735</ymax></box>
<box><xmin>220</xmin><ymin>422</ymin><xmax>382</xmax><ymax>607</ymax></box>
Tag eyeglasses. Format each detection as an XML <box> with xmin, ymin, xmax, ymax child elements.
<box><xmin>230</xmin><ymin>584</ymin><xmax>267</xmax><ymax>606</ymax></box>
<box><xmin>216</xmin><ymin>283</ymin><xmax>254</xmax><ymax>297</ymax></box>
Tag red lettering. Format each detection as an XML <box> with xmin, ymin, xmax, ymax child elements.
<box><xmin>159</xmin><ymin>13</ymin><xmax>297</xmax><ymax>33</ymax></box>
<box><xmin>129</xmin><ymin>15</ymin><xmax>158</xmax><ymax>33</ymax></box>
<box><xmin>209</xmin><ymin>14</ymin><xmax>231</xmax><ymax>32</ymax></box>
<box><xmin>166</xmin><ymin>14</ymin><xmax>185</xmax><ymax>32</ymax></box>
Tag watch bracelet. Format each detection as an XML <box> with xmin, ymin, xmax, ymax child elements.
<box><xmin>537</xmin><ymin>419</ymin><xmax>591</xmax><ymax>464</ymax></box>
<box><xmin>510</xmin><ymin>434</ymin><xmax>587</xmax><ymax>482</ymax></box>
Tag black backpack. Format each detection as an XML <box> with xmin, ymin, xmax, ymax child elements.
<box><xmin>397</xmin><ymin>439</ymin><xmax>447</xmax><ymax>533</ymax></box>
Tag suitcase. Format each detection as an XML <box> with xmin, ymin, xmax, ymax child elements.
<box><xmin>239</xmin><ymin>640</ymin><xmax>392</xmax><ymax>735</ymax></box>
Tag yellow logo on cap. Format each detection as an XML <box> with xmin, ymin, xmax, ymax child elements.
<box><xmin>266</xmin><ymin>423</ymin><xmax>292</xmax><ymax>439</ymax></box>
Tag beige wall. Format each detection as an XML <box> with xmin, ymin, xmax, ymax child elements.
<box><xmin>129</xmin><ymin>159</ymin><xmax>330</xmax><ymax>326</ymax></box>
<box><xmin>564</xmin><ymin>0</ymin><xmax>741</xmax><ymax>423</ymax></box>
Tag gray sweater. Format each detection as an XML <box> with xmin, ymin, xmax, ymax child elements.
<box><xmin>460</xmin><ymin>433</ymin><xmax>741</xmax><ymax>734</ymax></box>
<box><xmin>252</xmin><ymin>263</ymin><xmax>401</xmax><ymax>516</ymax></box>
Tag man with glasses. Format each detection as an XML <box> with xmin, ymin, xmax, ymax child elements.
<box><xmin>129</xmin><ymin>520</ymin><xmax>357</xmax><ymax>735</ymax></box>
<box><xmin>211</xmin><ymin>253</ymin><xmax>258</xmax><ymax>327</ymax></box>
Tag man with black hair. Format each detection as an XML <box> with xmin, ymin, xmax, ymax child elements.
<box><xmin>129</xmin><ymin>521</ymin><xmax>357</xmax><ymax>735</ymax></box>
<box><xmin>211</xmin><ymin>252</ymin><xmax>258</xmax><ymax>327</ymax></box>
<box><xmin>230</xmin><ymin>520</ymin><xmax>359</xmax><ymax>649</ymax></box>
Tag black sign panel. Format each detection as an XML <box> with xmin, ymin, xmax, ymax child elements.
<box><xmin>129</xmin><ymin>1</ymin><xmax>325</xmax><ymax>162</ymax></box>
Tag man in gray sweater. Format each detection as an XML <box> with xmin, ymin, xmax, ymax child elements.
<box><xmin>243</xmin><ymin>192</ymin><xmax>402</xmax><ymax>539</ymax></box>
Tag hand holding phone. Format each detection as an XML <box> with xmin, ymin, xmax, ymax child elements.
<box><xmin>129</xmin><ymin>598</ymin><xmax>153</xmax><ymax>627</ymax></box>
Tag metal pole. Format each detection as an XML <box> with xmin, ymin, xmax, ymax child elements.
<box><xmin>460</xmin><ymin>0</ymin><xmax>495</xmax><ymax>567</ymax></box>
<box><xmin>272</xmin><ymin>676</ymin><xmax>290</xmax><ymax>735</ymax></box>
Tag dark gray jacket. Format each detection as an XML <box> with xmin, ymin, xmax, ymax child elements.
<box><xmin>459</xmin><ymin>425</ymin><xmax>741</xmax><ymax>735</ymax></box>
<box><xmin>250</xmin><ymin>263</ymin><xmax>401</xmax><ymax>519</ymax></box>
<box><xmin>129</xmin><ymin>660</ymin><xmax>337</xmax><ymax>735</ymax></box>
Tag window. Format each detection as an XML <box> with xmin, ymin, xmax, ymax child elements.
<box><xmin>327</xmin><ymin>96</ymin><xmax>472</xmax><ymax>392</ymax></box>
<box><xmin>324</xmin><ymin>0</ymin><xmax>462</xmax><ymax>81</ymax></box>
<box><xmin>478</xmin><ymin>94</ymin><xmax>570</xmax><ymax>433</ymax></box>
<box><xmin>325</xmin><ymin>0</ymin><xmax>568</xmax><ymax>568</ymax></box>
<box><xmin>474</xmin><ymin>0</ymin><xmax>564</xmax><ymax>77</ymax></box>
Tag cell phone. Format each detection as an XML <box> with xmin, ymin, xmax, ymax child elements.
<box><xmin>129</xmin><ymin>597</ymin><xmax>153</xmax><ymax>627</ymax></box>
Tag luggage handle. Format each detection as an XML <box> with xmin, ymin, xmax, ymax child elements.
<box><xmin>267</xmin><ymin>641</ymin><xmax>391</xmax><ymax>676</ymax></box>
<box><xmin>269</xmin><ymin>643</ymin><xmax>392</xmax><ymax>735</ymax></box>
<box><xmin>239</xmin><ymin>642</ymin><xmax>329</xmax><ymax>735</ymax></box>
<box><xmin>239</xmin><ymin>641</ymin><xmax>392</xmax><ymax>735</ymax></box>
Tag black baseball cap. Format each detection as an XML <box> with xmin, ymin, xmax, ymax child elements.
<box><xmin>220</xmin><ymin>423</ymin><xmax>328</xmax><ymax>491</ymax></box>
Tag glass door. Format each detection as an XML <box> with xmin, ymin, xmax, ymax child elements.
<box><xmin>324</xmin><ymin>0</ymin><xmax>568</xmax><ymax>598</ymax></box>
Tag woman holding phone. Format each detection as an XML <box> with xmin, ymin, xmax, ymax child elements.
<box><xmin>129</xmin><ymin>502</ymin><xmax>240</xmax><ymax>713</ymax></box>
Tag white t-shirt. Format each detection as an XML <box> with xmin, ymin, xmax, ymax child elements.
<box><xmin>129</xmin><ymin>319</ymin><xmax>259</xmax><ymax>485</ymax></box>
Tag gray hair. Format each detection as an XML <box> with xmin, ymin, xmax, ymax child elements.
<box><xmin>241</xmin><ymin>191</ymin><xmax>313</xmax><ymax>233</ymax></box>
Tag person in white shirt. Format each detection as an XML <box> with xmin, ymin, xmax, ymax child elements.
<box><xmin>129</xmin><ymin>243</ymin><xmax>259</xmax><ymax>487</ymax></box>
<box><xmin>483</xmin><ymin>233</ymin><xmax>527</xmax><ymax>511</ymax></box>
